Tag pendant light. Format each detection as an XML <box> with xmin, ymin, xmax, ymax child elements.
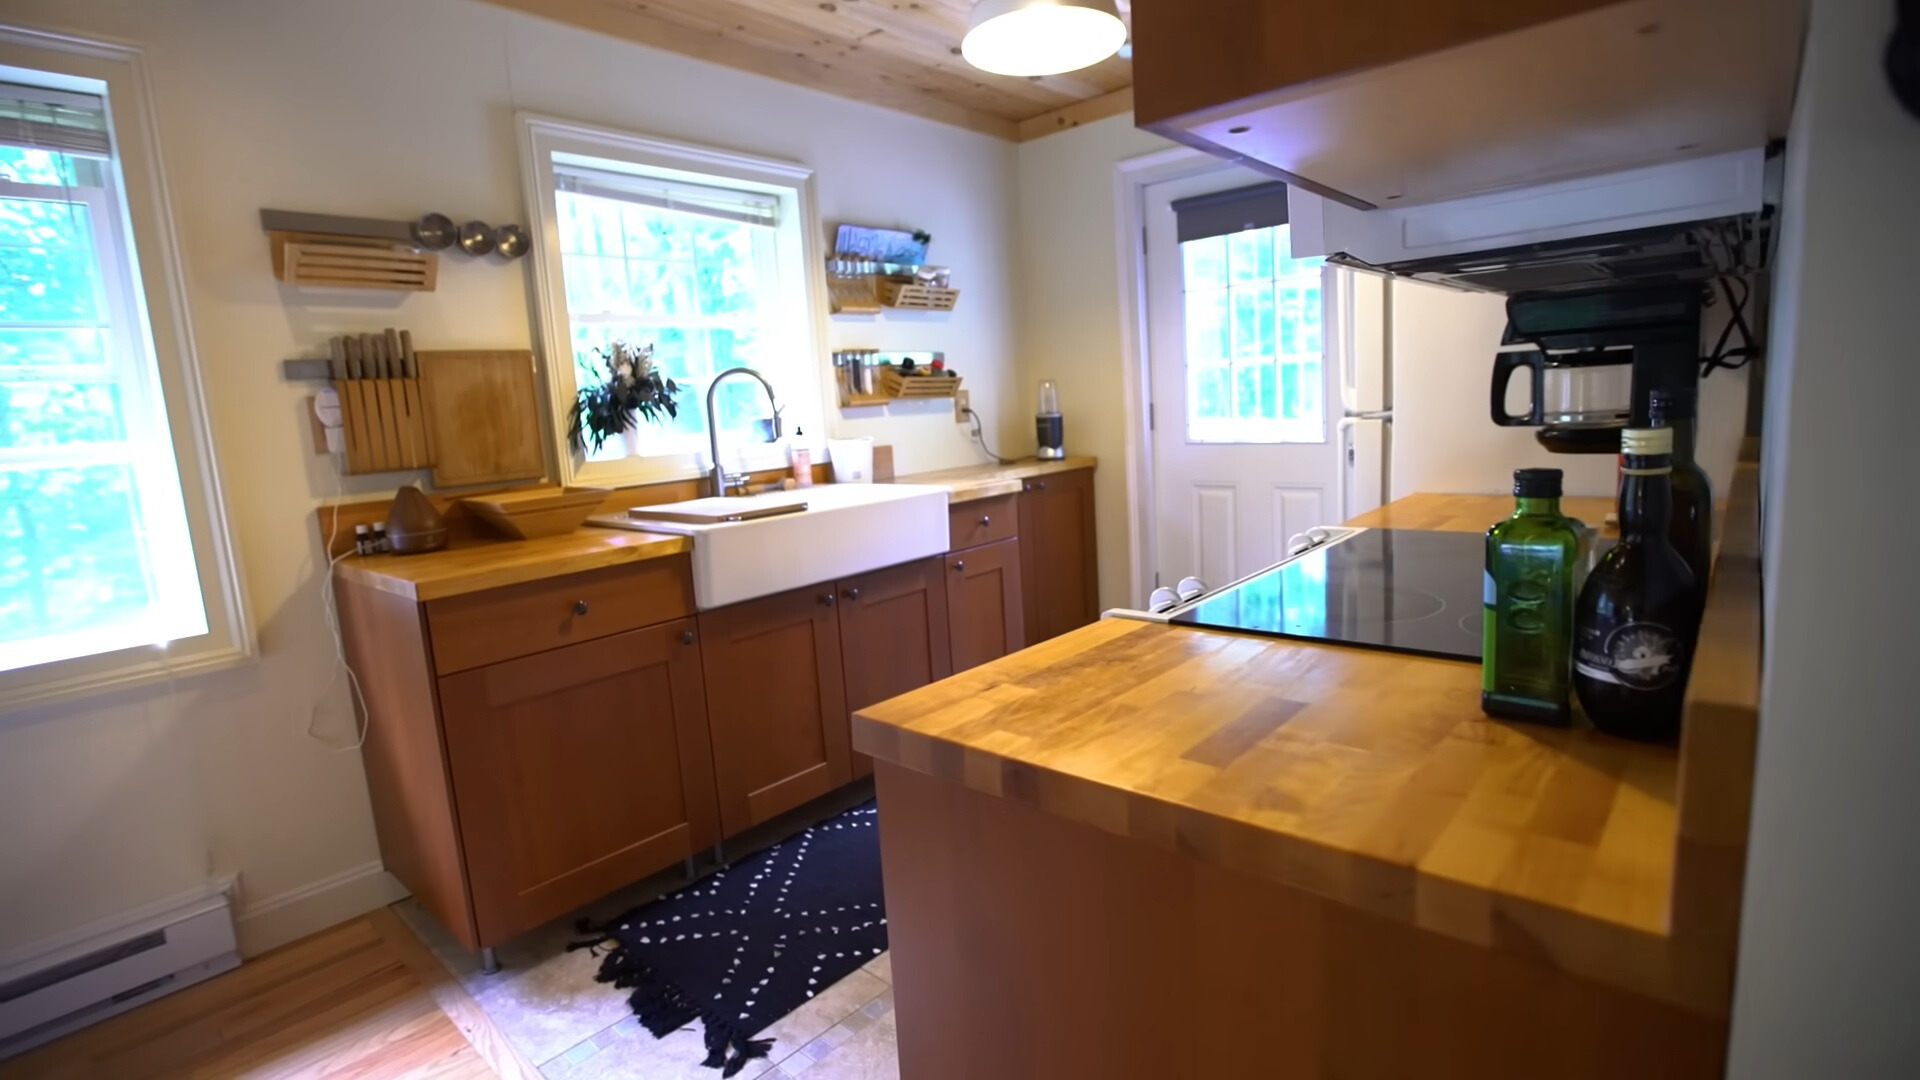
<box><xmin>961</xmin><ymin>0</ymin><xmax>1128</xmax><ymax>77</ymax></box>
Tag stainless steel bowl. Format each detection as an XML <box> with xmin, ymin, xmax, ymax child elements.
<box><xmin>411</xmin><ymin>213</ymin><xmax>455</xmax><ymax>250</ymax></box>
<box><xmin>458</xmin><ymin>220</ymin><xmax>495</xmax><ymax>256</ymax></box>
<box><xmin>494</xmin><ymin>223</ymin><xmax>530</xmax><ymax>259</ymax></box>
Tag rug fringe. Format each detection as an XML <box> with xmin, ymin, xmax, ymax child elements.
<box><xmin>568</xmin><ymin>932</ymin><xmax>773</xmax><ymax>1077</ymax></box>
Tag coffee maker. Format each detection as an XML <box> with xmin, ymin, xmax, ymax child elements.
<box><xmin>1490</xmin><ymin>283</ymin><xmax>1704</xmax><ymax>454</ymax></box>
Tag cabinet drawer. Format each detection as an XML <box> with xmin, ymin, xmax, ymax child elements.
<box><xmin>425</xmin><ymin>554</ymin><xmax>695</xmax><ymax>674</ymax></box>
<box><xmin>948</xmin><ymin>494</ymin><xmax>1018</xmax><ymax>550</ymax></box>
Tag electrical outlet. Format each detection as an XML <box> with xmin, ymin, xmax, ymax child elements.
<box><xmin>954</xmin><ymin>389</ymin><xmax>971</xmax><ymax>422</ymax></box>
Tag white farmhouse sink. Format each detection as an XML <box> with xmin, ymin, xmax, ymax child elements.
<box><xmin>598</xmin><ymin>484</ymin><xmax>951</xmax><ymax>610</ymax></box>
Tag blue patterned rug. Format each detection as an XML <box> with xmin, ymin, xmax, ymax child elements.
<box><xmin>570</xmin><ymin>800</ymin><xmax>887</xmax><ymax>1076</ymax></box>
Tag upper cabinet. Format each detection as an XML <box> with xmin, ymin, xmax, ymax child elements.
<box><xmin>1132</xmin><ymin>0</ymin><xmax>1807</xmax><ymax>210</ymax></box>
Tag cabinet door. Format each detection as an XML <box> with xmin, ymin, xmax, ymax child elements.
<box><xmin>439</xmin><ymin>618</ymin><xmax>717</xmax><ymax>946</ymax></box>
<box><xmin>1019</xmin><ymin>468</ymin><xmax>1101</xmax><ymax>645</ymax></box>
<box><xmin>838</xmin><ymin>558</ymin><xmax>953</xmax><ymax>777</ymax></box>
<box><xmin>947</xmin><ymin>539</ymin><xmax>1026</xmax><ymax>674</ymax></box>
<box><xmin>699</xmin><ymin>585</ymin><xmax>850</xmax><ymax>836</ymax></box>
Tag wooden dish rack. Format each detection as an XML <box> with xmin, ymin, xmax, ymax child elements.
<box><xmin>878</xmin><ymin>279</ymin><xmax>960</xmax><ymax>311</ymax></box>
<box><xmin>878</xmin><ymin>366</ymin><xmax>962</xmax><ymax>399</ymax></box>
<box><xmin>271</xmin><ymin>231</ymin><xmax>438</xmax><ymax>292</ymax></box>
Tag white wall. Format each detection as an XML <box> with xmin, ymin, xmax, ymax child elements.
<box><xmin>1391</xmin><ymin>278</ymin><xmax>1753</xmax><ymax>499</ymax></box>
<box><xmin>0</xmin><ymin>0</ymin><xmax>1016</xmax><ymax>958</ymax></box>
<box><xmin>1013</xmin><ymin>115</ymin><xmax>1172</xmax><ymax>609</ymax></box>
<box><xmin>1730</xmin><ymin>0</ymin><xmax>1920</xmax><ymax>1075</ymax></box>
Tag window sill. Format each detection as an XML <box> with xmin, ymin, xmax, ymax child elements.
<box><xmin>0</xmin><ymin>641</ymin><xmax>255</xmax><ymax>716</ymax></box>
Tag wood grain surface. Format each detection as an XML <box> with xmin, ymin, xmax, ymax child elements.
<box><xmin>856</xmin><ymin>487</ymin><xmax>1763</xmax><ymax>1014</ymax></box>
<box><xmin>421</xmin><ymin>554</ymin><xmax>695</xmax><ymax>674</ymax></box>
<box><xmin>417</xmin><ymin>349</ymin><xmax>548</xmax><ymax>488</ymax></box>
<box><xmin>334</xmin><ymin>528</ymin><xmax>690</xmax><ymax>602</ymax></box>
<box><xmin>890</xmin><ymin>455</ymin><xmax>1099</xmax><ymax>504</ymax></box>
<box><xmin>1</xmin><ymin>909</ymin><xmax>520</xmax><ymax>1080</ymax></box>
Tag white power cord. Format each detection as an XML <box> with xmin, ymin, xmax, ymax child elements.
<box><xmin>308</xmin><ymin>450</ymin><xmax>370</xmax><ymax>752</ymax></box>
<box><xmin>961</xmin><ymin>406</ymin><xmax>1017</xmax><ymax>465</ymax></box>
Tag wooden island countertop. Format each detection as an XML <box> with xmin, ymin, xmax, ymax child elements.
<box><xmin>856</xmin><ymin>490</ymin><xmax>1754</xmax><ymax>1019</ymax></box>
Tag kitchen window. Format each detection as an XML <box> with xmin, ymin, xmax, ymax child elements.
<box><xmin>1180</xmin><ymin>222</ymin><xmax>1327</xmax><ymax>444</ymax></box>
<box><xmin>520</xmin><ymin>115</ymin><xmax>827</xmax><ymax>485</ymax></box>
<box><xmin>0</xmin><ymin>35</ymin><xmax>248</xmax><ymax>709</ymax></box>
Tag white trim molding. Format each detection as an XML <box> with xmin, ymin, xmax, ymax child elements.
<box><xmin>0</xmin><ymin>24</ymin><xmax>254</xmax><ymax>711</ymax></box>
<box><xmin>232</xmin><ymin>861</ymin><xmax>407</xmax><ymax>958</ymax></box>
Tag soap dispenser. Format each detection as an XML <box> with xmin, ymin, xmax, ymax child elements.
<box><xmin>1036</xmin><ymin>380</ymin><xmax>1064</xmax><ymax>460</ymax></box>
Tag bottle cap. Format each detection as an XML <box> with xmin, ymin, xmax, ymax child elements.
<box><xmin>1648</xmin><ymin>386</ymin><xmax>1697</xmax><ymax>421</ymax></box>
<box><xmin>1513</xmin><ymin>468</ymin><xmax>1563</xmax><ymax>498</ymax></box>
<box><xmin>1622</xmin><ymin>427</ymin><xmax>1674</xmax><ymax>455</ymax></box>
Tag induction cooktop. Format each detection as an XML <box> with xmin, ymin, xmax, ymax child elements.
<box><xmin>1168</xmin><ymin>528</ymin><xmax>1486</xmax><ymax>662</ymax></box>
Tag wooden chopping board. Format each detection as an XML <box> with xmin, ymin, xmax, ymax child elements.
<box><xmin>415</xmin><ymin>349</ymin><xmax>548</xmax><ymax>487</ymax></box>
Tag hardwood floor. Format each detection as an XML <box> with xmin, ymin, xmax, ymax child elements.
<box><xmin>2</xmin><ymin>907</ymin><xmax>536</xmax><ymax>1080</ymax></box>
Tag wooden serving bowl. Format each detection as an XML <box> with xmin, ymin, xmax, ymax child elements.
<box><xmin>461</xmin><ymin>485</ymin><xmax>610</xmax><ymax>540</ymax></box>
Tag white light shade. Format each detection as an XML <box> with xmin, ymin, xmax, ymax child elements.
<box><xmin>962</xmin><ymin>0</ymin><xmax>1127</xmax><ymax>77</ymax></box>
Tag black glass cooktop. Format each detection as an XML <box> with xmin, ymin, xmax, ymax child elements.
<box><xmin>1170</xmin><ymin>528</ymin><xmax>1485</xmax><ymax>662</ymax></box>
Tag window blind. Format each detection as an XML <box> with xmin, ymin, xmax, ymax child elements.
<box><xmin>556</xmin><ymin>164</ymin><xmax>781</xmax><ymax>228</ymax></box>
<box><xmin>0</xmin><ymin>83</ymin><xmax>110</xmax><ymax>157</ymax></box>
<box><xmin>1171</xmin><ymin>181</ymin><xmax>1289</xmax><ymax>244</ymax></box>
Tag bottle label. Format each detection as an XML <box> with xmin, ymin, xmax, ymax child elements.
<box><xmin>1574</xmin><ymin>621</ymin><xmax>1685</xmax><ymax>691</ymax></box>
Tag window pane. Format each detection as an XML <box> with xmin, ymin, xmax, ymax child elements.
<box><xmin>626</xmin><ymin>260</ymin><xmax>693</xmax><ymax>317</ymax></box>
<box><xmin>1181</xmin><ymin>236</ymin><xmax>1226</xmax><ymax>291</ymax></box>
<box><xmin>0</xmin><ymin>380</ymin><xmax>124</xmax><ymax>447</ymax></box>
<box><xmin>1279</xmin><ymin>363</ymin><xmax>1301</xmax><ymax>420</ymax></box>
<box><xmin>1226</xmin><ymin>228</ymin><xmax>1273</xmax><ymax>283</ymax></box>
<box><xmin>0</xmin><ymin>147</ymin><xmax>81</xmax><ymax>187</ymax></box>
<box><xmin>561</xmin><ymin>254</ymin><xmax>626</xmax><ymax>313</ymax></box>
<box><xmin>0</xmin><ymin>464</ymin><xmax>154</xmax><ymax>646</ymax></box>
<box><xmin>1191</xmin><ymin>364</ymin><xmax>1230</xmax><ymax>421</ymax></box>
<box><xmin>0</xmin><ymin>197</ymin><xmax>103</xmax><ymax>324</ymax></box>
<box><xmin>0</xmin><ymin>326</ymin><xmax>109</xmax><ymax>367</ymax></box>
<box><xmin>1229</xmin><ymin>283</ymin><xmax>1273</xmax><ymax>360</ymax></box>
<box><xmin>1185</xmin><ymin>288</ymin><xmax>1227</xmax><ymax>363</ymax></box>
<box><xmin>621</xmin><ymin>204</ymin><xmax>691</xmax><ymax>261</ymax></box>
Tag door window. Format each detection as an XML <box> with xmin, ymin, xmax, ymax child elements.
<box><xmin>1180</xmin><ymin>224</ymin><xmax>1325</xmax><ymax>444</ymax></box>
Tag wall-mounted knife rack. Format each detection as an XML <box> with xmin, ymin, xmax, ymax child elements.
<box><xmin>287</xmin><ymin>328</ymin><xmax>430</xmax><ymax>475</ymax></box>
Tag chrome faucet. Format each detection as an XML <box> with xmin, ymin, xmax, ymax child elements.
<box><xmin>706</xmin><ymin>366</ymin><xmax>780</xmax><ymax>497</ymax></box>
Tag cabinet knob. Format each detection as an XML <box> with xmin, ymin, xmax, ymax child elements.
<box><xmin>978</xmin><ymin>514</ymin><xmax>991</xmax><ymax>527</ymax></box>
<box><xmin>821</xmin><ymin>593</ymin><xmax>836</xmax><ymax>607</ymax></box>
<box><xmin>845</xmin><ymin>588</ymin><xmax>861</xmax><ymax>601</ymax></box>
<box><xmin>573</xmin><ymin>600</ymin><xmax>589</xmax><ymax>616</ymax></box>
<box><xmin>953</xmin><ymin>560</ymin><xmax>965</xmax><ymax>572</ymax></box>
<box><xmin>680</xmin><ymin>630</ymin><xmax>695</xmax><ymax>645</ymax></box>
<box><xmin>1035</xmin><ymin>479</ymin><xmax>1048</xmax><ymax>490</ymax></box>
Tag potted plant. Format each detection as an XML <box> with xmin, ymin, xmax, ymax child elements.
<box><xmin>566</xmin><ymin>342</ymin><xmax>680</xmax><ymax>457</ymax></box>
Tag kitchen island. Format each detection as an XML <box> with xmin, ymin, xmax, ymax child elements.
<box><xmin>852</xmin><ymin>487</ymin><xmax>1761</xmax><ymax>1079</ymax></box>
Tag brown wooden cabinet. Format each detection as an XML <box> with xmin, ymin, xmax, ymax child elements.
<box><xmin>1018</xmin><ymin>468</ymin><xmax>1100</xmax><ymax>645</ymax></box>
<box><xmin>438</xmin><ymin>618</ymin><xmax>717</xmax><ymax>945</ymax></box>
<box><xmin>946</xmin><ymin>539</ymin><xmax>1025</xmax><ymax>674</ymax></box>
<box><xmin>698</xmin><ymin>584</ymin><xmax>851</xmax><ymax>836</ymax></box>
<box><xmin>838</xmin><ymin>558</ymin><xmax>952</xmax><ymax>778</ymax></box>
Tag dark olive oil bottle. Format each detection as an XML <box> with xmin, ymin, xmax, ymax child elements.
<box><xmin>1482</xmin><ymin>468</ymin><xmax>1582</xmax><ymax>724</ymax></box>
<box><xmin>1575</xmin><ymin>427</ymin><xmax>1700</xmax><ymax>741</ymax></box>
<box><xmin>1649</xmin><ymin>387</ymin><xmax>1714</xmax><ymax>603</ymax></box>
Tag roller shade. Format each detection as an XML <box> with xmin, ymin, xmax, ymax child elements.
<box><xmin>556</xmin><ymin>163</ymin><xmax>781</xmax><ymax>228</ymax></box>
<box><xmin>0</xmin><ymin>83</ymin><xmax>110</xmax><ymax>157</ymax></box>
<box><xmin>1171</xmin><ymin>181</ymin><xmax>1289</xmax><ymax>244</ymax></box>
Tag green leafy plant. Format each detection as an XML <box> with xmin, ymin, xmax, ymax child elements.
<box><xmin>566</xmin><ymin>342</ymin><xmax>680</xmax><ymax>454</ymax></box>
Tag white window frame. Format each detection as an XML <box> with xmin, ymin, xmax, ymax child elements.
<box><xmin>0</xmin><ymin>25</ymin><xmax>252</xmax><ymax>710</ymax></box>
<box><xmin>518</xmin><ymin>113</ymin><xmax>829</xmax><ymax>488</ymax></box>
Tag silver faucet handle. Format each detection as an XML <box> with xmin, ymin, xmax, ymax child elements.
<box><xmin>721</xmin><ymin>471</ymin><xmax>751</xmax><ymax>494</ymax></box>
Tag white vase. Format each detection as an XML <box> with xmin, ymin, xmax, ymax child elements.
<box><xmin>619</xmin><ymin>425</ymin><xmax>643</xmax><ymax>458</ymax></box>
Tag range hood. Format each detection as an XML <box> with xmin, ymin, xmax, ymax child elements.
<box><xmin>1291</xmin><ymin>148</ymin><xmax>1777</xmax><ymax>295</ymax></box>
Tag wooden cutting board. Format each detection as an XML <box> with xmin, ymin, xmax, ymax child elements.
<box><xmin>415</xmin><ymin>349</ymin><xmax>548</xmax><ymax>487</ymax></box>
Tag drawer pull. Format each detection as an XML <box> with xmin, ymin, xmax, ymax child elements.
<box><xmin>680</xmin><ymin>630</ymin><xmax>695</xmax><ymax>645</ymax></box>
<box><xmin>953</xmin><ymin>560</ymin><xmax>965</xmax><ymax>572</ymax></box>
<box><xmin>845</xmin><ymin>588</ymin><xmax>861</xmax><ymax>601</ymax></box>
<box><xmin>821</xmin><ymin>593</ymin><xmax>836</xmax><ymax>607</ymax></box>
<box><xmin>978</xmin><ymin>515</ymin><xmax>991</xmax><ymax>527</ymax></box>
<box><xmin>573</xmin><ymin>600</ymin><xmax>589</xmax><ymax>616</ymax></box>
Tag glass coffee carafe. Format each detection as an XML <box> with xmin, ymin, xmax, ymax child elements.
<box><xmin>1491</xmin><ymin>346</ymin><xmax>1634</xmax><ymax>453</ymax></box>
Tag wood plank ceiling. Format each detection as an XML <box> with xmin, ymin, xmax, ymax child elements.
<box><xmin>478</xmin><ymin>0</ymin><xmax>1136</xmax><ymax>140</ymax></box>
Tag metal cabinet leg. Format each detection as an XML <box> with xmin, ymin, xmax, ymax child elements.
<box><xmin>479</xmin><ymin>947</ymin><xmax>500</xmax><ymax>975</ymax></box>
<box><xmin>683</xmin><ymin>855</ymin><xmax>696</xmax><ymax>881</ymax></box>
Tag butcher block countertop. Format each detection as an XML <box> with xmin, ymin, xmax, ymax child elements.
<box><xmin>334</xmin><ymin>528</ymin><xmax>690</xmax><ymax>602</ymax></box>
<box><xmin>891</xmin><ymin>455</ymin><xmax>1097</xmax><ymax>503</ymax></box>
<box><xmin>856</xmin><ymin>488</ymin><xmax>1762</xmax><ymax>1014</ymax></box>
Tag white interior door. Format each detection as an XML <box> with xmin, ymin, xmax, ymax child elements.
<box><xmin>1145</xmin><ymin>170</ymin><xmax>1342</xmax><ymax>591</ymax></box>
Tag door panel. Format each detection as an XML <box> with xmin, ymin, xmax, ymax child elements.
<box><xmin>839</xmin><ymin>558</ymin><xmax>952</xmax><ymax>778</ymax></box>
<box><xmin>1146</xmin><ymin>168</ymin><xmax>1344</xmax><ymax>590</ymax></box>
<box><xmin>947</xmin><ymin>538</ymin><xmax>1025</xmax><ymax>673</ymax></box>
<box><xmin>1018</xmin><ymin>469</ymin><xmax>1100</xmax><ymax>644</ymax></box>
<box><xmin>698</xmin><ymin>585</ymin><xmax>850</xmax><ymax>836</ymax></box>
<box><xmin>439</xmin><ymin>618</ymin><xmax>716</xmax><ymax>945</ymax></box>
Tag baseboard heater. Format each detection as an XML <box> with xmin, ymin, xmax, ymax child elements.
<box><xmin>0</xmin><ymin>888</ymin><xmax>239</xmax><ymax>1059</ymax></box>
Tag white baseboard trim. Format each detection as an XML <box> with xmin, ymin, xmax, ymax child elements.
<box><xmin>233</xmin><ymin>861</ymin><xmax>409</xmax><ymax>957</ymax></box>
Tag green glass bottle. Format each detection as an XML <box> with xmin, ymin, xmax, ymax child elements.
<box><xmin>1482</xmin><ymin>468</ymin><xmax>1582</xmax><ymax>724</ymax></box>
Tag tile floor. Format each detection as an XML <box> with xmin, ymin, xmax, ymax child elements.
<box><xmin>394</xmin><ymin>787</ymin><xmax>901</xmax><ymax>1079</ymax></box>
